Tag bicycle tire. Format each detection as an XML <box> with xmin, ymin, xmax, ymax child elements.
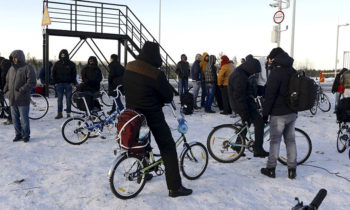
<box><xmin>207</xmin><ymin>124</ymin><xmax>246</xmax><ymax>163</ymax></box>
<box><xmin>310</xmin><ymin>103</ymin><xmax>318</xmax><ymax>115</ymax></box>
<box><xmin>29</xmin><ymin>93</ymin><xmax>49</xmax><ymax>120</ymax></box>
<box><xmin>180</xmin><ymin>142</ymin><xmax>208</xmax><ymax>180</ymax></box>
<box><xmin>61</xmin><ymin>117</ymin><xmax>90</xmax><ymax>145</ymax></box>
<box><xmin>278</xmin><ymin>128</ymin><xmax>312</xmax><ymax>165</ymax></box>
<box><xmin>109</xmin><ymin>154</ymin><xmax>146</xmax><ymax>199</ymax></box>
<box><xmin>101</xmin><ymin>91</ymin><xmax>113</xmax><ymax>107</ymax></box>
<box><xmin>336</xmin><ymin>124</ymin><xmax>347</xmax><ymax>153</ymax></box>
<box><xmin>318</xmin><ymin>93</ymin><xmax>331</xmax><ymax>112</ymax></box>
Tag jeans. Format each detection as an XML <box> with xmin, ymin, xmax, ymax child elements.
<box><xmin>201</xmin><ymin>80</ymin><xmax>207</xmax><ymax>107</ymax></box>
<box><xmin>205</xmin><ymin>83</ymin><xmax>216</xmax><ymax>110</ymax></box>
<box><xmin>178</xmin><ymin>78</ymin><xmax>188</xmax><ymax>102</ymax></box>
<box><xmin>267</xmin><ymin>113</ymin><xmax>297</xmax><ymax>169</ymax></box>
<box><xmin>11</xmin><ymin>106</ymin><xmax>30</xmax><ymax>139</ymax></box>
<box><xmin>192</xmin><ymin>81</ymin><xmax>201</xmax><ymax>107</ymax></box>
<box><xmin>56</xmin><ymin>83</ymin><xmax>73</xmax><ymax>113</ymax></box>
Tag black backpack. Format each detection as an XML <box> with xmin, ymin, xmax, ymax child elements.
<box><xmin>286</xmin><ymin>71</ymin><xmax>318</xmax><ymax>112</ymax></box>
<box><xmin>181</xmin><ymin>91</ymin><xmax>194</xmax><ymax>115</ymax></box>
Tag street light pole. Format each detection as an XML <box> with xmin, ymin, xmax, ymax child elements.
<box><xmin>290</xmin><ymin>0</ymin><xmax>296</xmax><ymax>58</ymax></box>
<box><xmin>277</xmin><ymin>0</ymin><xmax>282</xmax><ymax>47</ymax></box>
<box><xmin>335</xmin><ymin>23</ymin><xmax>349</xmax><ymax>77</ymax></box>
<box><xmin>159</xmin><ymin>0</ymin><xmax>161</xmax><ymax>44</ymax></box>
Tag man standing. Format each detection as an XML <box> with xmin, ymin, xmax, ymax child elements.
<box><xmin>175</xmin><ymin>54</ymin><xmax>190</xmax><ymax>103</ymax></box>
<box><xmin>52</xmin><ymin>49</ymin><xmax>77</xmax><ymax>119</ymax></box>
<box><xmin>123</xmin><ymin>41</ymin><xmax>192</xmax><ymax>197</ymax></box>
<box><xmin>204</xmin><ymin>55</ymin><xmax>217</xmax><ymax>113</ymax></box>
<box><xmin>108</xmin><ymin>54</ymin><xmax>125</xmax><ymax>113</ymax></box>
<box><xmin>218</xmin><ymin>55</ymin><xmax>234</xmax><ymax>115</ymax></box>
<box><xmin>190</xmin><ymin>54</ymin><xmax>202</xmax><ymax>109</ymax></box>
<box><xmin>1</xmin><ymin>58</ymin><xmax>12</xmax><ymax>125</ymax></box>
<box><xmin>3</xmin><ymin>50</ymin><xmax>36</xmax><ymax>142</ymax></box>
<box><xmin>200</xmin><ymin>53</ymin><xmax>209</xmax><ymax>107</ymax></box>
<box><xmin>261</xmin><ymin>47</ymin><xmax>298</xmax><ymax>179</ymax></box>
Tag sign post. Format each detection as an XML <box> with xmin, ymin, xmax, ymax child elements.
<box><xmin>272</xmin><ymin>10</ymin><xmax>284</xmax><ymax>47</ymax></box>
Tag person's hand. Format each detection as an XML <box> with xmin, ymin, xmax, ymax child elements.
<box><xmin>263</xmin><ymin>115</ymin><xmax>269</xmax><ymax>124</ymax></box>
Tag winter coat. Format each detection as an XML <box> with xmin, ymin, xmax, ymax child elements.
<box><xmin>257</xmin><ymin>57</ymin><xmax>268</xmax><ymax>86</ymax></box>
<box><xmin>3</xmin><ymin>50</ymin><xmax>36</xmax><ymax>106</ymax></box>
<box><xmin>124</xmin><ymin>42</ymin><xmax>173</xmax><ymax>111</ymax></box>
<box><xmin>332</xmin><ymin>68</ymin><xmax>348</xmax><ymax>93</ymax></box>
<box><xmin>262</xmin><ymin>52</ymin><xmax>297</xmax><ymax>117</ymax></box>
<box><xmin>200</xmin><ymin>52</ymin><xmax>209</xmax><ymax>80</ymax></box>
<box><xmin>340</xmin><ymin>71</ymin><xmax>350</xmax><ymax>89</ymax></box>
<box><xmin>175</xmin><ymin>61</ymin><xmax>190</xmax><ymax>79</ymax></box>
<box><xmin>204</xmin><ymin>55</ymin><xmax>217</xmax><ymax>84</ymax></box>
<box><xmin>52</xmin><ymin>49</ymin><xmax>77</xmax><ymax>84</ymax></box>
<box><xmin>39</xmin><ymin>62</ymin><xmax>53</xmax><ymax>84</ymax></box>
<box><xmin>191</xmin><ymin>60</ymin><xmax>201</xmax><ymax>81</ymax></box>
<box><xmin>0</xmin><ymin>59</ymin><xmax>11</xmax><ymax>90</ymax></box>
<box><xmin>228</xmin><ymin>58</ymin><xmax>261</xmax><ymax>121</ymax></box>
<box><xmin>80</xmin><ymin>56</ymin><xmax>103</xmax><ymax>92</ymax></box>
<box><xmin>108</xmin><ymin>60</ymin><xmax>125</xmax><ymax>93</ymax></box>
<box><xmin>218</xmin><ymin>63</ymin><xmax>234</xmax><ymax>86</ymax></box>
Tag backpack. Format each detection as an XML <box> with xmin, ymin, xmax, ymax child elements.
<box><xmin>181</xmin><ymin>91</ymin><xmax>194</xmax><ymax>115</ymax></box>
<box><xmin>286</xmin><ymin>71</ymin><xmax>318</xmax><ymax>112</ymax></box>
<box><xmin>116</xmin><ymin>109</ymin><xmax>150</xmax><ymax>154</ymax></box>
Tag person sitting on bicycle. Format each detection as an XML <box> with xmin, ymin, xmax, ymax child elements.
<box><xmin>228</xmin><ymin>54</ymin><xmax>269</xmax><ymax>158</ymax></box>
<box><xmin>123</xmin><ymin>41</ymin><xmax>192</xmax><ymax>198</ymax></box>
<box><xmin>107</xmin><ymin>54</ymin><xmax>125</xmax><ymax>114</ymax></box>
<box><xmin>261</xmin><ymin>47</ymin><xmax>298</xmax><ymax>179</ymax></box>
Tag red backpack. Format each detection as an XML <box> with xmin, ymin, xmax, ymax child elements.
<box><xmin>116</xmin><ymin>110</ymin><xmax>150</xmax><ymax>154</ymax></box>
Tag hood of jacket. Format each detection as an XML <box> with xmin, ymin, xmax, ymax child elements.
<box><xmin>240</xmin><ymin>57</ymin><xmax>261</xmax><ymax>76</ymax></box>
<box><xmin>201</xmin><ymin>52</ymin><xmax>208</xmax><ymax>64</ymax></box>
<box><xmin>59</xmin><ymin>49</ymin><xmax>69</xmax><ymax>62</ymax></box>
<box><xmin>88</xmin><ymin>56</ymin><xmax>98</xmax><ymax>66</ymax></box>
<box><xmin>220</xmin><ymin>55</ymin><xmax>230</xmax><ymax>69</ymax></box>
<box><xmin>208</xmin><ymin>55</ymin><xmax>216</xmax><ymax>67</ymax></box>
<box><xmin>137</xmin><ymin>41</ymin><xmax>162</xmax><ymax>68</ymax></box>
<box><xmin>273</xmin><ymin>52</ymin><xmax>294</xmax><ymax>68</ymax></box>
<box><xmin>10</xmin><ymin>50</ymin><xmax>26</xmax><ymax>68</ymax></box>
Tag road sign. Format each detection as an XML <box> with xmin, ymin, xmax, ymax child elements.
<box><xmin>42</xmin><ymin>5</ymin><xmax>51</xmax><ymax>26</ymax></box>
<box><xmin>273</xmin><ymin>10</ymin><xmax>285</xmax><ymax>24</ymax></box>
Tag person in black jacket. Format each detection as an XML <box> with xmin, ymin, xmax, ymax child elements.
<box><xmin>176</xmin><ymin>54</ymin><xmax>190</xmax><ymax>103</ymax></box>
<box><xmin>191</xmin><ymin>54</ymin><xmax>202</xmax><ymax>109</ymax></box>
<box><xmin>124</xmin><ymin>41</ymin><xmax>192</xmax><ymax>198</ymax></box>
<box><xmin>261</xmin><ymin>47</ymin><xmax>298</xmax><ymax>179</ymax></box>
<box><xmin>108</xmin><ymin>54</ymin><xmax>125</xmax><ymax>113</ymax></box>
<box><xmin>52</xmin><ymin>49</ymin><xmax>77</xmax><ymax>119</ymax></box>
<box><xmin>0</xmin><ymin>58</ymin><xmax>13</xmax><ymax>125</ymax></box>
<box><xmin>332</xmin><ymin>68</ymin><xmax>348</xmax><ymax>112</ymax></box>
<box><xmin>228</xmin><ymin>56</ymin><xmax>269</xmax><ymax>157</ymax></box>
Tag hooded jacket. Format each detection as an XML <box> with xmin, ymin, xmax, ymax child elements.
<box><xmin>228</xmin><ymin>58</ymin><xmax>261</xmax><ymax>121</ymax></box>
<box><xmin>124</xmin><ymin>42</ymin><xmax>173</xmax><ymax>111</ymax></box>
<box><xmin>204</xmin><ymin>55</ymin><xmax>217</xmax><ymax>83</ymax></box>
<box><xmin>3</xmin><ymin>50</ymin><xmax>36</xmax><ymax>106</ymax></box>
<box><xmin>1</xmin><ymin>59</ymin><xmax>11</xmax><ymax>90</ymax></box>
<box><xmin>52</xmin><ymin>49</ymin><xmax>77</xmax><ymax>84</ymax></box>
<box><xmin>191</xmin><ymin>60</ymin><xmax>201</xmax><ymax>81</ymax></box>
<box><xmin>218</xmin><ymin>56</ymin><xmax>234</xmax><ymax>86</ymax></box>
<box><xmin>332</xmin><ymin>68</ymin><xmax>348</xmax><ymax>93</ymax></box>
<box><xmin>262</xmin><ymin>52</ymin><xmax>297</xmax><ymax>117</ymax></box>
<box><xmin>80</xmin><ymin>56</ymin><xmax>103</xmax><ymax>92</ymax></box>
<box><xmin>175</xmin><ymin>59</ymin><xmax>190</xmax><ymax>79</ymax></box>
<box><xmin>200</xmin><ymin>52</ymin><xmax>209</xmax><ymax>80</ymax></box>
<box><xmin>108</xmin><ymin>58</ymin><xmax>125</xmax><ymax>94</ymax></box>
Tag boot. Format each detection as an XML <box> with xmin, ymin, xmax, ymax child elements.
<box><xmin>260</xmin><ymin>167</ymin><xmax>276</xmax><ymax>178</ymax></box>
<box><xmin>13</xmin><ymin>135</ymin><xmax>23</xmax><ymax>142</ymax></box>
<box><xmin>288</xmin><ymin>168</ymin><xmax>297</xmax><ymax>179</ymax></box>
<box><xmin>254</xmin><ymin>149</ymin><xmax>269</xmax><ymax>158</ymax></box>
<box><xmin>66</xmin><ymin>113</ymin><xmax>71</xmax><ymax>118</ymax></box>
<box><xmin>169</xmin><ymin>185</ymin><xmax>193</xmax><ymax>198</ymax></box>
<box><xmin>55</xmin><ymin>112</ymin><xmax>63</xmax><ymax>119</ymax></box>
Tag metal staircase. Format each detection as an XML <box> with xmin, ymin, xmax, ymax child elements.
<box><xmin>43</xmin><ymin>0</ymin><xmax>177</xmax><ymax>81</ymax></box>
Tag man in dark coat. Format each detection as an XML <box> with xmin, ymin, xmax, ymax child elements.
<box><xmin>228</xmin><ymin>56</ymin><xmax>269</xmax><ymax>157</ymax></box>
<box><xmin>0</xmin><ymin>58</ymin><xmax>13</xmax><ymax>125</ymax></box>
<box><xmin>52</xmin><ymin>49</ymin><xmax>77</xmax><ymax>119</ymax></box>
<box><xmin>261</xmin><ymin>47</ymin><xmax>298</xmax><ymax>179</ymax></box>
<box><xmin>175</xmin><ymin>54</ymin><xmax>190</xmax><ymax>102</ymax></box>
<box><xmin>123</xmin><ymin>41</ymin><xmax>192</xmax><ymax>197</ymax></box>
<box><xmin>190</xmin><ymin>54</ymin><xmax>202</xmax><ymax>109</ymax></box>
<box><xmin>108</xmin><ymin>54</ymin><xmax>125</xmax><ymax>113</ymax></box>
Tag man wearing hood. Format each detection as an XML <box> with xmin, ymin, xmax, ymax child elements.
<box><xmin>228</xmin><ymin>55</ymin><xmax>269</xmax><ymax>157</ymax></box>
<box><xmin>175</xmin><ymin>54</ymin><xmax>190</xmax><ymax>103</ymax></box>
<box><xmin>80</xmin><ymin>56</ymin><xmax>102</xmax><ymax>92</ymax></box>
<box><xmin>108</xmin><ymin>54</ymin><xmax>125</xmax><ymax>114</ymax></box>
<box><xmin>204</xmin><ymin>55</ymin><xmax>217</xmax><ymax>113</ymax></box>
<box><xmin>261</xmin><ymin>47</ymin><xmax>298</xmax><ymax>179</ymax></box>
<box><xmin>52</xmin><ymin>49</ymin><xmax>77</xmax><ymax>119</ymax></box>
<box><xmin>200</xmin><ymin>52</ymin><xmax>209</xmax><ymax>107</ymax></box>
<box><xmin>191</xmin><ymin>53</ymin><xmax>202</xmax><ymax>109</ymax></box>
<box><xmin>123</xmin><ymin>41</ymin><xmax>192</xmax><ymax>197</ymax></box>
<box><xmin>218</xmin><ymin>55</ymin><xmax>234</xmax><ymax>115</ymax></box>
<box><xmin>3</xmin><ymin>50</ymin><xmax>36</xmax><ymax>142</ymax></box>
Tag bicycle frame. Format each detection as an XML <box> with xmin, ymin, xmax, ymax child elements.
<box><xmin>229</xmin><ymin>123</ymin><xmax>271</xmax><ymax>148</ymax></box>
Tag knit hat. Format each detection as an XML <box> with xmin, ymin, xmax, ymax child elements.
<box><xmin>267</xmin><ymin>47</ymin><xmax>285</xmax><ymax>60</ymax></box>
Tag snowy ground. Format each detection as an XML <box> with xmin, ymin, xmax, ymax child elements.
<box><xmin>1</xmin><ymin>91</ymin><xmax>350</xmax><ymax>210</ymax></box>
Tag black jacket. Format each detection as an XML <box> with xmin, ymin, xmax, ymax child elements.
<box><xmin>228</xmin><ymin>58</ymin><xmax>261</xmax><ymax>121</ymax></box>
<box><xmin>191</xmin><ymin>60</ymin><xmax>201</xmax><ymax>81</ymax></box>
<box><xmin>80</xmin><ymin>56</ymin><xmax>103</xmax><ymax>92</ymax></box>
<box><xmin>263</xmin><ymin>52</ymin><xmax>297</xmax><ymax>117</ymax></box>
<box><xmin>108</xmin><ymin>60</ymin><xmax>125</xmax><ymax>93</ymax></box>
<box><xmin>52</xmin><ymin>49</ymin><xmax>77</xmax><ymax>84</ymax></box>
<box><xmin>0</xmin><ymin>59</ymin><xmax>11</xmax><ymax>90</ymax></box>
<box><xmin>332</xmin><ymin>68</ymin><xmax>348</xmax><ymax>93</ymax></box>
<box><xmin>175</xmin><ymin>61</ymin><xmax>190</xmax><ymax>79</ymax></box>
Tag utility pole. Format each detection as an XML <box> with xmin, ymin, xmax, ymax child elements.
<box><xmin>335</xmin><ymin>23</ymin><xmax>349</xmax><ymax>77</ymax></box>
<box><xmin>159</xmin><ymin>0</ymin><xmax>161</xmax><ymax>44</ymax></box>
<box><xmin>290</xmin><ymin>0</ymin><xmax>296</xmax><ymax>58</ymax></box>
<box><xmin>277</xmin><ymin>0</ymin><xmax>282</xmax><ymax>47</ymax></box>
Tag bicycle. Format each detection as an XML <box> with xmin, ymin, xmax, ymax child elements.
<box><xmin>310</xmin><ymin>84</ymin><xmax>331</xmax><ymax>115</ymax></box>
<box><xmin>61</xmin><ymin>86</ymin><xmax>124</xmax><ymax>145</ymax></box>
<box><xmin>29</xmin><ymin>93</ymin><xmax>49</xmax><ymax>120</ymax></box>
<box><xmin>206</xmin><ymin>118</ymin><xmax>312</xmax><ymax>165</ymax></box>
<box><xmin>108</xmin><ymin>102</ymin><xmax>208</xmax><ymax>199</ymax></box>
<box><xmin>336</xmin><ymin>122</ymin><xmax>350</xmax><ymax>159</ymax></box>
<box><xmin>292</xmin><ymin>188</ymin><xmax>327</xmax><ymax>210</ymax></box>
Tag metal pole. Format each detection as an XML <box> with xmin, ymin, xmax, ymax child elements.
<box><xmin>290</xmin><ymin>0</ymin><xmax>296</xmax><ymax>58</ymax></box>
<box><xmin>124</xmin><ymin>39</ymin><xmax>128</xmax><ymax>67</ymax></box>
<box><xmin>159</xmin><ymin>0</ymin><xmax>161</xmax><ymax>43</ymax></box>
<box><xmin>335</xmin><ymin>25</ymin><xmax>340</xmax><ymax>77</ymax></box>
<box><xmin>277</xmin><ymin>0</ymin><xmax>282</xmax><ymax>47</ymax></box>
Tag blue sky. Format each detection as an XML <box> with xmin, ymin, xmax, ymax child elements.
<box><xmin>0</xmin><ymin>0</ymin><xmax>350</xmax><ymax>70</ymax></box>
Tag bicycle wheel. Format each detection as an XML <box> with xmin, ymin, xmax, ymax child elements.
<box><xmin>318</xmin><ymin>93</ymin><xmax>331</xmax><ymax>112</ymax></box>
<box><xmin>71</xmin><ymin>90</ymin><xmax>79</xmax><ymax>109</ymax></box>
<box><xmin>278</xmin><ymin>128</ymin><xmax>312</xmax><ymax>165</ymax></box>
<box><xmin>101</xmin><ymin>91</ymin><xmax>113</xmax><ymax>107</ymax></box>
<box><xmin>29</xmin><ymin>93</ymin><xmax>49</xmax><ymax>120</ymax></box>
<box><xmin>310</xmin><ymin>103</ymin><xmax>318</xmax><ymax>115</ymax></box>
<box><xmin>109</xmin><ymin>154</ymin><xmax>146</xmax><ymax>199</ymax></box>
<box><xmin>180</xmin><ymin>142</ymin><xmax>208</xmax><ymax>180</ymax></box>
<box><xmin>337</xmin><ymin>123</ymin><xmax>348</xmax><ymax>153</ymax></box>
<box><xmin>48</xmin><ymin>86</ymin><xmax>56</xmax><ymax>98</ymax></box>
<box><xmin>61</xmin><ymin>117</ymin><xmax>90</xmax><ymax>145</ymax></box>
<box><xmin>207</xmin><ymin>124</ymin><xmax>246</xmax><ymax>163</ymax></box>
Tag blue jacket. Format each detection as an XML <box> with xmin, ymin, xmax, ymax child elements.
<box><xmin>191</xmin><ymin>60</ymin><xmax>201</xmax><ymax>81</ymax></box>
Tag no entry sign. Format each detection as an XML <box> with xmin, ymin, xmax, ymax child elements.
<box><xmin>273</xmin><ymin>10</ymin><xmax>285</xmax><ymax>24</ymax></box>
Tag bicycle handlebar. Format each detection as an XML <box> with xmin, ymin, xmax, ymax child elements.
<box><xmin>309</xmin><ymin>189</ymin><xmax>327</xmax><ymax>209</ymax></box>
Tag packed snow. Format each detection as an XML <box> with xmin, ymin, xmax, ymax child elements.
<box><xmin>0</xmin><ymin>89</ymin><xmax>350</xmax><ymax>210</ymax></box>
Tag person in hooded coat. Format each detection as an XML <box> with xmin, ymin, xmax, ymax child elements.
<box><xmin>218</xmin><ymin>55</ymin><xmax>234</xmax><ymax>115</ymax></box>
<box><xmin>3</xmin><ymin>50</ymin><xmax>36</xmax><ymax>142</ymax></box>
<box><xmin>204</xmin><ymin>55</ymin><xmax>217</xmax><ymax>113</ymax></box>
<box><xmin>228</xmin><ymin>56</ymin><xmax>269</xmax><ymax>157</ymax></box>
<box><xmin>175</xmin><ymin>54</ymin><xmax>190</xmax><ymax>102</ymax></box>
<box><xmin>80</xmin><ymin>56</ymin><xmax>102</xmax><ymax>92</ymax></box>
<box><xmin>108</xmin><ymin>54</ymin><xmax>125</xmax><ymax>113</ymax></box>
<box><xmin>1</xmin><ymin>58</ymin><xmax>13</xmax><ymax>125</ymax></box>
<box><xmin>261</xmin><ymin>47</ymin><xmax>298</xmax><ymax>179</ymax></box>
<box><xmin>200</xmin><ymin>52</ymin><xmax>209</xmax><ymax>107</ymax></box>
<box><xmin>190</xmin><ymin>53</ymin><xmax>202</xmax><ymax>109</ymax></box>
<box><xmin>52</xmin><ymin>49</ymin><xmax>77</xmax><ymax>119</ymax></box>
<box><xmin>123</xmin><ymin>41</ymin><xmax>192</xmax><ymax>198</ymax></box>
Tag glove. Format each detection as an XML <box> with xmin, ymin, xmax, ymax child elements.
<box><xmin>263</xmin><ymin>115</ymin><xmax>269</xmax><ymax>124</ymax></box>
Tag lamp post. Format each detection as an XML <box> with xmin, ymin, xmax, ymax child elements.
<box><xmin>335</xmin><ymin>23</ymin><xmax>349</xmax><ymax>77</ymax></box>
<box><xmin>290</xmin><ymin>0</ymin><xmax>296</xmax><ymax>58</ymax></box>
<box><xmin>159</xmin><ymin>0</ymin><xmax>161</xmax><ymax>44</ymax></box>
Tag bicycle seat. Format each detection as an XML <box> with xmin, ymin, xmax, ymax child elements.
<box><xmin>75</xmin><ymin>91</ymin><xmax>102</xmax><ymax>100</ymax></box>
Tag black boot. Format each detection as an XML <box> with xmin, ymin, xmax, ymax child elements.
<box><xmin>254</xmin><ymin>149</ymin><xmax>269</xmax><ymax>158</ymax></box>
<box><xmin>288</xmin><ymin>168</ymin><xmax>297</xmax><ymax>179</ymax></box>
<box><xmin>13</xmin><ymin>135</ymin><xmax>23</xmax><ymax>142</ymax></box>
<box><xmin>169</xmin><ymin>186</ymin><xmax>193</xmax><ymax>198</ymax></box>
<box><xmin>260</xmin><ymin>167</ymin><xmax>276</xmax><ymax>178</ymax></box>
